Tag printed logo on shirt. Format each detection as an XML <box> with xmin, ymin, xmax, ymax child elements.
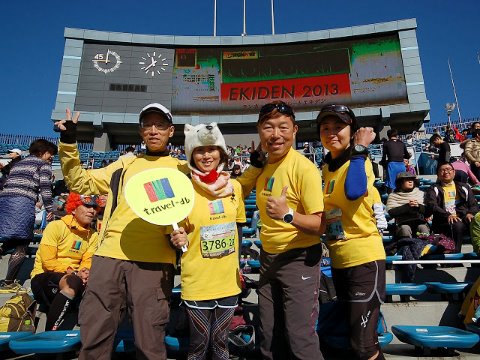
<box><xmin>264</xmin><ymin>177</ymin><xmax>274</xmax><ymax>192</ymax></box>
<box><xmin>209</xmin><ymin>199</ymin><xmax>225</xmax><ymax>215</ymax></box>
<box><xmin>144</xmin><ymin>178</ymin><xmax>175</xmax><ymax>202</ymax></box>
<box><xmin>326</xmin><ymin>180</ymin><xmax>335</xmax><ymax>194</ymax></box>
<box><xmin>71</xmin><ymin>240</ymin><xmax>82</xmax><ymax>251</ymax></box>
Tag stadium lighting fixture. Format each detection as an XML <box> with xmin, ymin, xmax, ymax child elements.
<box><xmin>241</xmin><ymin>0</ymin><xmax>247</xmax><ymax>36</ymax></box>
<box><xmin>445</xmin><ymin>102</ymin><xmax>456</xmax><ymax>128</ymax></box>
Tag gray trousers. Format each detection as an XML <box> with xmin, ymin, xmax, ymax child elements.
<box><xmin>396</xmin><ymin>224</ymin><xmax>430</xmax><ymax>239</ymax></box>
<box><xmin>258</xmin><ymin>244</ymin><xmax>324</xmax><ymax>360</ymax></box>
<box><xmin>78</xmin><ymin>256</ymin><xmax>174</xmax><ymax>360</ymax></box>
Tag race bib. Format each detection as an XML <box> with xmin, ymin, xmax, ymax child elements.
<box><xmin>326</xmin><ymin>208</ymin><xmax>346</xmax><ymax>240</ymax></box>
<box><xmin>200</xmin><ymin>222</ymin><xmax>236</xmax><ymax>258</ymax></box>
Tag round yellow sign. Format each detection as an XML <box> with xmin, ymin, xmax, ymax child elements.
<box><xmin>124</xmin><ymin>168</ymin><xmax>194</xmax><ymax>226</ymax></box>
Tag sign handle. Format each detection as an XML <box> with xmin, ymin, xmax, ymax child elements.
<box><xmin>172</xmin><ymin>223</ymin><xmax>188</xmax><ymax>252</ymax></box>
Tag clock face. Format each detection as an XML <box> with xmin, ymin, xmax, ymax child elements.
<box><xmin>92</xmin><ymin>49</ymin><xmax>121</xmax><ymax>73</ymax></box>
<box><xmin>139</xmin><ymin>51</ymin><xmax>169</xmax><ymax>77</ymax></box>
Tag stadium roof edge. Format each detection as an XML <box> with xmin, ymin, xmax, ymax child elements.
<box><xmin>63</xmin><ymin>18</ymin><xmax>417</xmax><ymax>45</ymax></box>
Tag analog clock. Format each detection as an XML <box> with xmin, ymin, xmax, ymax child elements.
<box><xmin>92</xmin><ymin>49</ymin><xmax>121</xmax><ymax>73</ymax></box>
<box><xmin>139</xmin><ymin>51</ymin><xmax>169</xmax><ymax>77</ymax></box>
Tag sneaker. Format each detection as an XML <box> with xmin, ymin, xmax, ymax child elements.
<box><xmin>0</xmin><ymin>280</ymin><xmax>22</xmax><ymax>293</ymax></box>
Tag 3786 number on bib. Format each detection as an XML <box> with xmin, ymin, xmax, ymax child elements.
<box><xmin>200</xmin><ymin>222</ymin><xmax>236</xmax><ymax>258</ymax></box>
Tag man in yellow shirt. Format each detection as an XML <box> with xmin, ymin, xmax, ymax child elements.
<box><xmin>30</xmin><ymin>193</ymin><xmax>99</xmax><ymax>331</ymax></box>
<box><xmin>54</xmin><ymin>103</ymin><xmax>188</xmax><ymax>360</ymax></box>
<box><xmin>237</xmin><ymin>101</ymin><xmax>325</xmax><ymax>360</ymax></box>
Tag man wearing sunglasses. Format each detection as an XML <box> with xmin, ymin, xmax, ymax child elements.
<box><xmin>30</xmin><ymin>193</ymin><xmax>99</xmax><ymax>331</ymax></box>
<box><xmin>54</xmin><ymin>103</ymin><xmax>189</xmax><ymax>360</ymax></box>
<box><xmin>238</xmin><ymin>100</ymin><xmax>325</xmax><ymax>360</ymax></box>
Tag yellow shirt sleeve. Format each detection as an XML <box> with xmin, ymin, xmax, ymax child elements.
<box><xmin>38</xmin><ymin>244</ymin><xmax>69</xmax><ymax>273</ymax></box>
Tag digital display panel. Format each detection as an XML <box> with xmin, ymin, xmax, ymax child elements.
<box><xmin>74</xmin><ymin>34</ymin><xmax>407</xmax><ymax>115</ymax></box>
<box><xmin>172</xmin><ymin>34</ymin><xmax>407</xmax><ymax>113</ymax></box>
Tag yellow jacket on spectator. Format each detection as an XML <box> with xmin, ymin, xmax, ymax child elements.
<box><xmin>31</xmin><ymin>214</ymin><xmax>98</xmax><ymax>277</ymax></box>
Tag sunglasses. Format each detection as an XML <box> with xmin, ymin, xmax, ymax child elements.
<box><xmin>80</xmin><ymin>195</ymin><xmax>102</xmax><ymax>208</ymax></box>
<box><xmin>259</xmin><ymin>103</ymin><xmax>295</xmax><ymax>117</ymax></box>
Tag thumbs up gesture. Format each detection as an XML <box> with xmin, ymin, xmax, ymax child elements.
<box><xmin>266</xmin><ymin>186</ymin><xmax>289</xmax><ymax>220</ymax></box>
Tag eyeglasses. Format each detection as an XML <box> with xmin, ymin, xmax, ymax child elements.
<box><xmin>318</xmin><ymin>104</ymin><xmax>354</xmax><ymax>124</ymax></box>
<box><xmin>140</xmin><ymin>121</ymin><xmax>172</xmax><ymax>131</ymax></box>
<box><xmin>259</xmin><ymin>103</ymin><xmax>295</xmax><ymax>117</ymax></box>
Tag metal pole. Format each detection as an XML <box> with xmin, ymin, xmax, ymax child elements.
<box><xmin>213</xmin><ymin>0</ymin><xmax>217</xmax><ymax>36</ymax></box>
<box><xmin>448</xmin><ymin>59</ymin><xmax>463</xmax><ymax>124</ymax></box>
<box><xmin>242</xmin><ymin>0</ymin><xmax>247</xmax><ymax>36</ymax></box>
<box><xmin>392</xmin><ymin>259</ymin><xmax>480</xmax><ymax>264</ymax></box>
<box><xmin>271</xmin><ymin>0</ymin><xmax>275</xmax><ymax>35</ymax></box>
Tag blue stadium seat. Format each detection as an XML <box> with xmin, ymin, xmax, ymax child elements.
<box><xmin>422</xmin><ymin>253</ymin><xmax>464</xmax><ymax>261</ymax></box>
<box><xmin>0</xmin><ymin>332</ymin><xmax>33</xmax><ymax>352</ymax></box>
<box><xmin>9</xmin><ymin>330</ymin><xmax>81</xmax><ymax>354</ymax></box>
<box><xmin>241</xmin><ymin>240</ymin><xmax>253</xmax><ymax>248</ymax></box>
<box><xmin>386</xmin><ymin>255</ymin><xmax>403</xmax><ymax>264</ymax></box>
<box><xmin>253</xmin><ymin>239</ymin><xmax>262</xmax><ymax>249</ymax></box>
<box><xmin>425</xmin><ymin>282</ymin><xmax>472</xmax><ymax>300</ymax></box>
<box><xmin>391</xmin><ymin>325</ymin><xmax>479</xmax><ymax>350</ymax></box>
<box><xmin>386</xmin><ymin>283</ymin><xmax>427</xmax><ymax>302</ymax></box>
<box><xmin>247</xmin><ymin>259</ymin><xmax>260</xmax><ymax>269</ymax></box>
<box><xmin>165</xmin><ymin>335</ymin><xmax>189</xmax><ymax>353</ymax></box>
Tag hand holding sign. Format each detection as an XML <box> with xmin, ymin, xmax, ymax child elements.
<box><xmin>124</xmin><ymin>168</ymin><xmax>195</xmax><ymax>252</ymax></box>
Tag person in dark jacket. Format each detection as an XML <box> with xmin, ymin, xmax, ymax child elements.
<box><xmin>425</xmin><ymin>162</ymin><xmax>479</xmax><ymax>253</ymax></box>
<box><xmin>386</xmin><ymin>172</ymin><xmax>430</xmax><ymax>239</ymax></box>
<box><xmin>380</xmin><ymin>129</ymin><xmax>410</xmax><ymax>192</ymax></box>
<box><xmin>429</xmin><ymin>133</ymin><xmax>451</xmax><ymax>165</ymax></box>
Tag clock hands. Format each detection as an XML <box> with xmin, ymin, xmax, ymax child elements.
<box><xmin>143</xmin><ymin>57</ymin><xmax>158</xmax><ymax>72</ymax></box>
<box><xmin>105</xmin><ymin>50</ymin><xmax>110</xmax><ymax>64</ymax></box>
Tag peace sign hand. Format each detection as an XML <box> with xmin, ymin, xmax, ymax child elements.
<box><xmin>266</xmin><ymin>186</ymin><xmax>289</xmax><ymax>220</ymax></box>
<box><xmin>54</xmin><ymin>108</ymin><xmax>80</xmax><ymax>143</ymax></box>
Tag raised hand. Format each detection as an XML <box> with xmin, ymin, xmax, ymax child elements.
<box><xmin>354</xmin><ymin>127</ymin><xmax>376</xmax><ymax>147</ymax></box>
<box><xmin>266</xmin><ymin>186</ymin><xmax>289</xmax><ymax>220</ymax></box>
<box><xmin>54</xmin><ymin>108</ymin><xmax>80</xmax><ymax>132</ymax></box>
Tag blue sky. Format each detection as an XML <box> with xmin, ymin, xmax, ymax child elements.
<box><xmin>0</xmin><ymin>0</ymin><xmax>478</xmax><ymax>137</ymax></box>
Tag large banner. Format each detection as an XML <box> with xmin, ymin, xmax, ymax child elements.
<box><xmin>172</xmin><ymin>34</ymin><xmax>407</xmax><ymax>113</ymax></box>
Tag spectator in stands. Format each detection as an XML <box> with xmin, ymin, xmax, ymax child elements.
<box><xmin>386</xmin><ymin>172</ymin><xmax>429</xmax><ymax>239</ymax></box>
<box><xmin>451</xmin><ymin>153</ymin><xmax>480</xmax><ymax>185</ymax></box>
<box><xmin>54</xmin><ymin>103</ymin><xmax>189</xmax><ymax>359</ymax></box>
<box><xmin>230</xmin><ymin>164</ymin><xmax>242</xmax><ymax>179</ymax></box>
<box><xmin>0</xmin><ymin>148</ymin><xmax>22</xmax><ymax>189</ymax></box>
<box><xmin>237</xmin><ymin>100</ymin><xmax>325</xmax><ymax>360</ymax></box>
<box><xmin>444</xmin><ymin>125</ymin><xmax>456</xmax><ymax>143</ymax></box>
<box><xmin>429</xmin><ymin>133</ymin><xmax>451</xmax><ymax>165</ymax></box>
<box><xmin>0</xmin><ymin>139</ymin><xmax>57</xmax><ymax>291</ymax></box>
<box><xmin>317</xmin><ymin>104</ymin><xmax>386</xmax><ymax>360</ymax></box>
<box><xmin>404</xmin><ymin>158</ymin><xmax>416</xmax><ymax>176</ymax></box>
<box><xmin>30</xmin><ymin>193</ymin><xmax>99</xmax><ymax>331</ymax></box>
<box><xmin>170</xmin><ymin>123</ymin><xmax>245</xmax><ymax>360</ymax></box>
<box><xmin>425</xmin><ymin>162</ymin><xmax>478</xmax><ymax>253</ymax></box>
<box><xmin>469</xmin><ymin>122</ymin><xmax>480</xmax><ymax>138</ymax></box>
<box><xmin>302</xmin><ymin>141</ymin><xmax>314</xmax><ymax>162</ymax></box>
<box><xmin>464</xmin><ymin>129</ymin><xmax>480</xmax><ymax>180</ymax></box>
<box><xmin>380</xmin><ymin>128</ymin><xmax>410</xmax><ymax>192</ymax></box>
<box><xmin>121</xmin><ymin>145</ymin><xmax>135</xmax><ymax>157</ymax></box>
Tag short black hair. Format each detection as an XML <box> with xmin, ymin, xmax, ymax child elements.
<box><xmin>387</xmin><ymin>129</ymin><xmax>398</xmax><ymax>138</ymax></box>
<box><xmin>429</xmin><ymin>133</ymin><xmax>442</xmax><ymax>144</ymax></box>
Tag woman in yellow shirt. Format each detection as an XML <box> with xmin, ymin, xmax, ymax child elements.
<box><xmin>170</xmin><ymin>123</ymin><xmax>246</xmax><ymax>360</ymax></box>
<box><xmin>317</xmin><ymin>104</ymin><xmax>386</xmax><ymax>360</ymax></box>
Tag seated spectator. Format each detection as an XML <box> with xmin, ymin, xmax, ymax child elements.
<box><xmin>30</xmin><ymin>193</ymin><xmax>99</xmax><ymax>331</ymax></box>
<box><xmin>451</xmin><ymin>154</ymin><xmax>480</xmax><ymax>185</ymax></box>
<box><xmin>404</xmin><ymin>158</ymin><xmax>416</xmax><ymax>176</ymax></box>
<box><xmin>425</xmin><ymin>163</ymin><xmax>478</xmax><ymax>253</ymax></box>
<box><xmin>464</xmin><ymin>129</ymin><xmax>480</xmax><ymax>180</ymax></box>
<box><xmin>230</xmin><ymin>164</ymin><xmax>242</xmax><ymax>179</ymax></box>
<box><xmin>386</xmin><ymin>172</ymin><xmax>430</xmax><ymax>239</ymax></box>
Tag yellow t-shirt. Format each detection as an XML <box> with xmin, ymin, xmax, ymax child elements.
<box><xmin>256</xmin><ymin>148</ymin><xmax>324</xmax><ymax>254</ymax></box>
<box><xmin>181</xmin><ymin>179</ymin><xmax>246</xmax><ymax>301</ymax></box>
<box><xmin>31</xmin><ymin>215</ymin><xmax>99</xmax><ymax>277</ymax></box>
<box><xmin>60</xmin><ymin>142</ymin><xmax>189</xmax><ymax>263</ymax></box>
<box><xmin>323</xmin><ymin>159</ymin><xmax>385</xmax><ymax>269</ymax></box>
<box><xmin>443</xmin><ymin>183</ymin><xmax>457</xmax><ymax>215</ymax></box>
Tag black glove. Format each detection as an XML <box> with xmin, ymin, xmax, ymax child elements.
<box><xmin>250</xmin><ymin>150</ymin><xmax>267</xmax><ymax>168</ymax></box>
<box><xmin>55</xmin><ymin>121</ymin><xmax>77</xmax><ymax>144</ymax></box>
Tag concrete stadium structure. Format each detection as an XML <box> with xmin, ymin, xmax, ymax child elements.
<box><xmin>52</xmin><ymin>18</ymin><xmax>430</xmax><ymax>151</ymax></box>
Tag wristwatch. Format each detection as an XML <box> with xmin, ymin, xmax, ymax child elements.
<box><xmin>282</xmin><ymin>208</ymin><xmax>294</xmax><ymax>224</ymax></box>
<box><xmin>351</xmin><ymin>144</ymin><xmax>369</xmax><ymax>156</ymax></box>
